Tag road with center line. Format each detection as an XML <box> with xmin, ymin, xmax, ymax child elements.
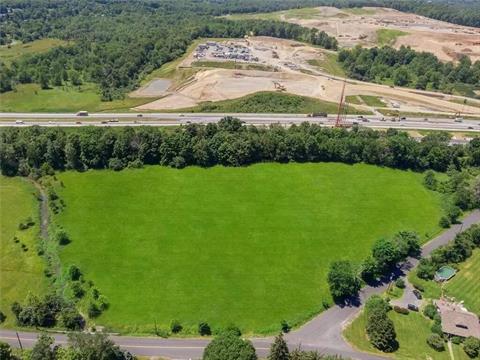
<box><xmin>2</xmin><ymin>211</ymin><xmax>479</xmax><ymax>359</ymax></box>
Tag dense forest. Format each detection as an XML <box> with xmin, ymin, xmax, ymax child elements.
<box><xmin>1</xmin><ymin>0</ymin><xmax>479</xmax><ymax>98</ymax></box>
<box><xmin>0</xmin><ymin>0</ymin><xmax>337</xmax><ymax>98</ymax></box>
<box><xmin>338</xmin><ymin>46</ymin><xmax>480</xmax><ymax>97</ymax></box>
<box><xmin>1</xmin><ymin>118</ymin><xmax>479</xmax><ymax>177</ymax></box>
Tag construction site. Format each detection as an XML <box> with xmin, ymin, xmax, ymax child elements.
<box><xmin>133</xmin><ymin>36</ymin><xmax>480</xmax><ymax>118</ymax></box>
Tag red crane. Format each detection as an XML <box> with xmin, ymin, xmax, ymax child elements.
<box><xmin>335</xmin><ymin>78</ymin><xmax>348</xmax><ymax>128</ymax></box>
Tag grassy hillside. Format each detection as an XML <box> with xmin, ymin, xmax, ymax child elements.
<box><xmin>0</xmin><ymin>39</ymin><xmax>69</xmax><ymax>65</ymax></box>
<box><xmin>175</xmin><ymin>91</ymin><xmax>369</xmax><ymax>114</ymax></box>
<box><xmin>55</xmin><ymin>163</ymin><xmax>442</xmax><ymax>334</ymax></box>
<box><xmin>0</xmin><ymin>177</ymin><xmax>48</xmax><ymax>327</ymax></box>
<box><xmin>0</xmin><ymin>83</ymin><xmax>155</xmax><ymax>113</ymax></box>
<box><xmin>307</xmin><ymin>53</ymin><xmax>345</xmax><ymax>77</ymax></box>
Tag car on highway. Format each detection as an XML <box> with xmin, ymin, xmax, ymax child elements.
<box><xmin>468</xmin><ymin>126</ymin><xmax>474</xmax><ymax>129</ymax></box>
<box><xmin>137</xmin><ymin>114</ymin><xmax>143</xmax><ymax>117</ymax></box>
<box><xmin>15</xmin><ymin>120</ymin><xmax>24</xmax><ymax>124</ymax></box>
<box><xmin>400</xmin><ymin>116</ymin><xmax>406</xmax><ymax>121</ymax></box>
<box><xmin>76</xmin><ymin>111</ymin><xmax>89</xmax><ymax>116</ymax></box>
<box><xmin>75</xmin><ymin>121</ymin><xmax>82</xmax><ymax>124</ymax></box>
<box><xmin>455</xmin><ymin>117</ymin><xmax>463</xmax><ymax>123</ymax></box>
<box><xmin>109</xmin><ymin>119</ymin><xmax>119</xmax><ymax>123</ymax></box>
<box><xmin>101</xmin><ymin>121</ymin><xmax>108</xmax><ymax>124</ymax></box>
<box><xmin>307</xmin><ymin>112</ymin><xmax>327</xmax><ymax>118</ymax></box>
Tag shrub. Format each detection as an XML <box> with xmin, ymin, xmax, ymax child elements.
<box><xmin>224</xmin><ymin>324</ymin><xmax>242</xmax><ymax>337</ymax></box>
<box><xmin>88</xmin><ymin>302</ymin><xmax>101</xmax><ymax>318</ymax></box>
<box><xmin>0</xmin><ymin>342</ymin><xmax>14</xmax><ymax>360</ymax></box>
<box><xmin>108</xmin><ymin>158</ymin><xmax>125</xmax><ymax>171</ymax></box>
<box><xmin>198</xmin><ymin>322</ymin><xmax>211</xmax><ymax>336</ymax></box>
<box><xmin>98</xmin><ymin>295</ymin><xmax>109</xmax><ymax>311</ymax></box>
<box><xmin>0</xmin><ymin>311</ymin><xmax>5</xmax><ymax>324</ymax></box>
<box><xmin>427</xmin><ymin>334</ymin><xmax>445</xmax><ymax>351</ymax></box>
<box><xmin>395</xmin><ymin>278</ymin><xmax>405</xmax><ymax>289</ymax></box>
<box><xmin>203</xmin><ymin>331</ymin><xmax>257</xmax><ymax>360</ymax></box>
<box><xmin>431</xmin><ymin>322</ymin><xmax>443</xmax><ymax>336</ymax></box>
<box><xmin>60</xmin><ymin>307</ymin><xmax>84</xmax><ymax>330</ymax></box>
<box><xmin>128</xmin><ymin>159</ymin><xmax>144</xmax><ymax>168</ymax></box>
<box><xmin>170</xmin><ymin>320</ymin><xmax>183</xmax><ymax>334</ymax></box>
<box><xmin>393</xmin><ymin>306</ymin><xmax>409</xmax><ymax>315</ymax></box>
<box><xmin>463</xmin><ymin>336</ymin><xmax>480</xmax><ymax>358</ymax></box>
<box><xmin>439</xmin><ymin>216</ymin><xmax>451</xmax><ymax>228</ymax></box>
<box><xmin>55</xmin><ymin>229</ymin><xmax>70</xmax><ymax>245</ymax></box>
<box><xmin>71</xmin><ymin>281</ymin><xmax>85</xmax><ymax>298</ymax></box>
<box><xmin>68</xmin><ymin>265</ymin><xmax>82</xmax><ymax>281</ymax></box>
<box><xmin>91</xmin><ymin>288</ymin><xmax>100</xmax><ymax>300</ymax></box>
<box><xmin>281</xmin><ymin>320</ymin><xmax>291</xmax><ymax>333</ymax></box>
<box><xmin>423</xmin><ymin>304</ymin><xmax>438</xmax><ymax>319</ymax></box>
<box><xmin>451</xmin><ymin>336</ymin><xmax>462</xmax><ymax>345</ymax></box>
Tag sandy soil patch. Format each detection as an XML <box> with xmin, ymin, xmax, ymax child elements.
<box><xmin>136</xmin><ymin>67</ymin><xmax>480</xmax><ymax>115</ymax></box>
<box><xmin>281</xmin><ymin>6</ymin><xmax>480</xmax><ymax>62</ymax></box>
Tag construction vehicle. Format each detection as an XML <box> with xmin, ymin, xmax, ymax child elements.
<box><xmin>273</xmin><ymin>81</ymin><xmax>286</xmax><ymax>92</ymax></box>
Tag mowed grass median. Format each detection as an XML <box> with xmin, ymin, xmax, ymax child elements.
<box><xmin>55</xmin><ymin>163</ymin><xmax>442</xmax><ymax>334</ymax></box>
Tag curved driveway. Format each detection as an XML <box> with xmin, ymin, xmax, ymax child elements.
<box><xmin>2</xmin><ymin>210</ymin><xmax>479</xmax><ymax>359</ymax></box>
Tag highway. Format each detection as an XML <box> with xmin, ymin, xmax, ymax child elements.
<box><xmin>1</xmin><ymin>112</ymin><xmax>480</xmax><ymax>133</ymax></box>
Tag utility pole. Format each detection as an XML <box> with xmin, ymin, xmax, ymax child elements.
<box><xmin>16</xmin><ymin>331</ymin><xmax>23</xmax><ymax>350</ymax></box>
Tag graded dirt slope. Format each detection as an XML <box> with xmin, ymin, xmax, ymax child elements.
<box><xmin>239</xmin><ymin>7</ymin><xmax>480</xmax><ymax>62</ymax></box>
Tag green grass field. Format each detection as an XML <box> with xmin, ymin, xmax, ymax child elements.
<box><xmin>54</xmin><ymin>163</ymin><xmax>442</xmax><ymax>334</ymax></box>
<box><xmin>376</xmin><ymin>29</ymin><xmax>408</xmax><ymax>46</ymax></box>
<box><xmin>0</xmin><ymin>39</ymin><xmax>69</xmax><ymax>65</ymax></box>
<box><xmin>444</xmin><ymin>249</ymin><xmax>480</xmax><ymax>314</ymax></box>
<box><xmin>0</xmin><ymin>83</ymin><xmax>155</xmax><ymax>113</ymax></box>
<box><xmin>307</xmin><ymin>53</ymin><xmax>345</xmax><ymax>77</ymax></box>
<box><xmin>345</xmin><ymin>310</ymin><xmax>469</xmax><ymax>360</ymax></box>
<box><xmin>174</xmin><ymin>91</ymin><xmax>369</xmax><ymax>114</ymax></box>
<box><xmin>0</xmin><ymin>177</ymin><xmax>48</xmax><ymax>327</ymax></box>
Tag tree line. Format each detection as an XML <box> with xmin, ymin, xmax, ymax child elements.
<box><xmin>1</xmin><ymin>119</ymin><xmax>478</xmax><ymax>176</ymax></box>
<box><xmin>0</xmin><ymin>0</ymin><xmax>337</xmax><ymax>97</ymax></box>
<box><xmin>338</xmin><ymin>46</ymin><xmax>480</xmax><ymax>97</ymax></box>
<box><xmin>2</xmin><ymin>119</ymin><xmax>479</xmax><ymax>178</ymax></box>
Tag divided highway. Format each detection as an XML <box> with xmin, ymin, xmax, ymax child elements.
<box><xmin>1</xmin><ymin>112</ymin><xmax>480</xmax><ymax>133</ymax></box>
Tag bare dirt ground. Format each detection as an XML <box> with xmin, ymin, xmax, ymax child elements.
<box><xmin>279</xmin><ymin>7</ymin><xmax>480</xmax><ymax>62</ymax></box>
<box><xmin>135</xmin><ymin>37</ymin><xmax>480</xmax><ymax>116</ymax></box>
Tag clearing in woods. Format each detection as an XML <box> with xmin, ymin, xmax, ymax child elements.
<box><xmin>54</xmin><ymin>163</ymin><xmax>442</xmax><ymax>334</ymax></box>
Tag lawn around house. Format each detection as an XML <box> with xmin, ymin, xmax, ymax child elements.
<box><xmin>0</xmin><ymin>177</ymin><xmax>48</xmax><ymax>327</ymax></box>
<box><xmin>53</xmin><ymin>163</ymin><xmax>443</xmax><ymax>334</ymax></box>
<box><xmin>444</xmin><ymin>249</ymin><xmax>480</xmax><ymax>314</ymax></box>
<box><xmin>344</xmin><ymin>310</ymin><xmax>469</xmax><ymax>360</ymax></box>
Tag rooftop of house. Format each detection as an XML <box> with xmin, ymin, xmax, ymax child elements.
<box><xmin>435</xmin><ymin>299</ymin><xmax>480</xmax><ymax>339</ymax></box>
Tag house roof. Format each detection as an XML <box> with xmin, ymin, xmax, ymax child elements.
<box><xmin>435</xmin><ymin>299</ymin><xmax>480</xmax><ymax>339</ymax></box>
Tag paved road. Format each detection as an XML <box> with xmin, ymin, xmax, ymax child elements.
<box><xmin>1</xmin><ymin>212</ymin><xmax>478</xmax><ymax>359</ymax></box>
<box><xmin>0</xmin><ymin>112</ymin><xmax>480</xmax><ymax>133</ymax></box>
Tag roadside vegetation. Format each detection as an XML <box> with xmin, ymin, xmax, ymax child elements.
<box><xmin>175</xmin><ymin>92</ymin><xmax>368</xmax><ymax>114</ymax></box>
<box><xmin>376</xmin><ymin>29</ymin><xmax>408</xmax><ymax>46</ymax></box>
<box><xmin>358</xmin><ymin>95</ymin><xmax>385</xmax><ymax>107</ymax></box>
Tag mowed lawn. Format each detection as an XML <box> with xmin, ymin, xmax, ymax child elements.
<box><xmin>0</xmin><ymin>177</ymin><xmax>48</xmax><ymax>327</ymax></box>
<box><xmin>56</xmin><ymin>163</ymin><xmax>442</xmax><ymax>334</ymax></box>
<box><xmin>344</xmin><ymin>311</ymin><xmax>469</xmax><ymax>360</ymax></box>
<box><xmin>444</xmin><ymin>249</ymin><xmax>480</xmax><ymax>314</ymax></box>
